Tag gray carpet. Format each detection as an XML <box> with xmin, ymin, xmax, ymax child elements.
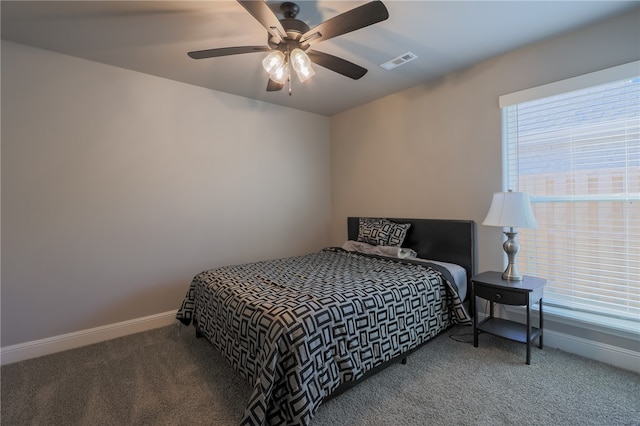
<box><xmin>1</xmin><ymin>323</ymin><xmax>639</xmax><ymax>426</ymax></box>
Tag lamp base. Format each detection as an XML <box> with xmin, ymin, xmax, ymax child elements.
<box><xmin>502</xmin><ymin>263</ymin><xmax>523</xmax><ymax>281</ymax></box>
<box><xmin>502</xmin><ymin>230</ymin><xmax>523</xmax><ymax>281</ymax></box>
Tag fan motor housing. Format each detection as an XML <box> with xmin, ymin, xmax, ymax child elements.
<box><xmin>266</xmin><ymin>2</ymin><xmax>311</xmax><ymax>49</ymax></box>
<box><xmin>267</xmin><ymin>19</ymin><xmax>310</xmax><ymax>48</ymax></box>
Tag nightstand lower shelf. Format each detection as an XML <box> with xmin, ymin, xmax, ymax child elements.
<box><xmin>477</xmin><ymin>317</ymin><xmax>541</xmax><ymax>344</ymax></box>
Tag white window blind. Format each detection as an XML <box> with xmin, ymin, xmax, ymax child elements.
<box><xmin>500</xmin><ymin>63</ymin><xmax>640</xmax><ymax>325</ymax></box>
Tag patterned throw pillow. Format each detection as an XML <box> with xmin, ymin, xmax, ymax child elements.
<box><xmin>357</xmin><ymin>218</ymin><xmax>391</xmax><ymax>246</ymax></box>
<box><xmin>386</xmin><ymin>221</ymin><xmax>411</xmax><ymax>247</ymax></box>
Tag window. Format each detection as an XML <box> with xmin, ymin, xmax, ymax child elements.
<box><xmin>499</xmin><ymin>62</ymin><xmax>639</xmax><ymax>328</ymax></box>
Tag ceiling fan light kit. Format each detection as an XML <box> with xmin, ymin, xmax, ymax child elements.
<box><xmin>261</xmin><ymin>48</ymin><xmax>313</xmax><ymax>85</ymax></box>
<box><xmin>188</xmin><ymin>0</ymin><xmax>389</xmax><ymax>94</ymax></box>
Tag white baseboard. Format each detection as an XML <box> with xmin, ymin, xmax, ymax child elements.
<box><xmin>0</xmin><ymin>310</ymin><xmax>178</xmax><ymax>366</ymax></box>
<box><xmin>543</xmin><ymin>329</ymin><xmax>640</xmax><ymax>374</ymax></box>
<box><xmin>492</xmin><ymin>308</ymin><xmax>640</xmax><ymax>373</ymax></box>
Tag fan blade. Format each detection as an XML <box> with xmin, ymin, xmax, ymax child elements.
<box><xmin>238</xmin><ymin>0</ymin><xmax>286</xmax><ymax>43</ymax></box>
<box><xmin>307</xmin><ymin>50</ymin><xmax>367</xmax><ymax>80</ymax></box>
<box><xmin>301</xmin><ymin>0</ymin><xmax>389</xmax><ymax>46</ymax></box>
<box><xmin>266</xmin><ymin>78</ymin><xmax>284</xmax><ymax>92</ymax></box>
<box><xmin>188</xmin><ymin>46</ymin><xmax>271</xmax><ymax>59</ymax></box>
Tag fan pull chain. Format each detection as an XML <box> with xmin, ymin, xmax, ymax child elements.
<box><xmin>286</xmin><ymin>47</ymin><xmax>292</xmax><ymax>96</ymax></box>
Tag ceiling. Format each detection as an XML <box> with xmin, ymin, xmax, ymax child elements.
<box><xmin>2</xmin><ymin>1</ymin><xmax>637</xmax><ymax>116</ymax></box>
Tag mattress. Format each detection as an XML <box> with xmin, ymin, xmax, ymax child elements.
<box><xmin>417</xmin><ymin>259</ymin><xmax>467</xmax><ymax>301</ymax></box>
<box><xmin>340</xmin><ymin>240</ymin><xmax>468</xmax><ymax>301</ymax></box>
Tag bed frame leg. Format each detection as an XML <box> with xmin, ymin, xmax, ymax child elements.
<box><xmin>401</xmin><ymin>357</ymin><xmax>407</xmax><ymax>365</ymax></box>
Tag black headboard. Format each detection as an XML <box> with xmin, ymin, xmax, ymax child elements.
<box><xmin>347</xmin><ymin>217</ymin><xmax>476</xmax><ymax>293</ymax></box>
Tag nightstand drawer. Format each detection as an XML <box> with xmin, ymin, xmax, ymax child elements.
<box><xmin>473</xmin><ymin>285</ymin><xmax>527</xmax><ymax>305</ymax></box>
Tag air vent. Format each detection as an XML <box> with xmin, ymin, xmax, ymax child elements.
<box><xmin>380</xmin><ymin>52</ymin><xmax>418</xmax><ymax>70</ymax></box>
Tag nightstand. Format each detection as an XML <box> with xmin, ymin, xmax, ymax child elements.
<box><xmin>472</xmin><ymin>271</ymin><xmax>546</xmax><ymax>365</ymax></box>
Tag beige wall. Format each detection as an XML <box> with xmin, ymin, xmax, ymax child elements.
<box><xmin>330</xmin><ymin>8</ymin><xmax>640</xmax><ymax>275</ymax></box>
<box><xmin>1</xmin><ymin>41</ymin><xmax>331</xmax><ymax>347</ymax></box>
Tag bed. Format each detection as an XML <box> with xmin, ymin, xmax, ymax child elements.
<box><xmin>177</xmin><ymin>217</ymin><xmax>476</xmax><ymax>426</ymax></box>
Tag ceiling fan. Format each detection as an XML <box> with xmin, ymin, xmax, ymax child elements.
<box><xmin>188</xmin><ymin>0</ymin><xmax>389</xmax><ymax>94</ymax></box>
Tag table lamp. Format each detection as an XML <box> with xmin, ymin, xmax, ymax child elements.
<box><xmin>483</xmin><ymin>190</ymin><xmax>538</xmax><ymax>281</ymax></box>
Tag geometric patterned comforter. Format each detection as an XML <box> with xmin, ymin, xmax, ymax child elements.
<box><xmin>176</xmin><ymin>248</ymin><xmax>471</xmax><ymax>426</ymax></box>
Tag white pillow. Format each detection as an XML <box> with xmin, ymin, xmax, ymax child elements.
<box><xmin>342</xmin><ymin>240</ymin><xmax>417</xmax><ymax>259</ymax></box>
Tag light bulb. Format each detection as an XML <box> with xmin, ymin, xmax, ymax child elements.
<box><xmin>296</xmin><ymin>64</ymin><xmax>315</xmax><ymax>82</ymax></box>
<box><xmin>262</xmin><ymin>51</ymin><xmax>285</xmax><ymax>74</ymax></box>
<box><xmin>270</xmin><ymin>64</ymin><xmax>288</xmax><ymax>84</ymax></box>
<box><xmin>290</xmin><ymin>48</ymin><xmax>315</xmax><ymax>82</ymax></box>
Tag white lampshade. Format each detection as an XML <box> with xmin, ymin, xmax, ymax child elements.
<box><xmin>483</xmin><ymin>191</ymin><xmax>538</xmax><ymax>229</ymax></box>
